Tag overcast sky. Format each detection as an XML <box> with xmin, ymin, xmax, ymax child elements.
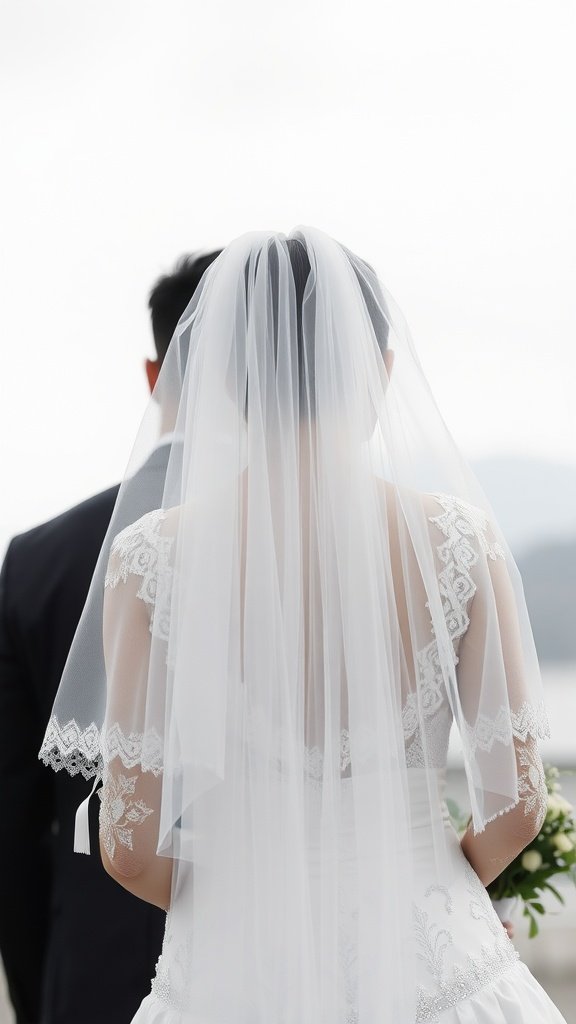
<box><xmin>1</xmin><ymin>0</ymin><xmax>574</xmax><ymax>552</ymax></box>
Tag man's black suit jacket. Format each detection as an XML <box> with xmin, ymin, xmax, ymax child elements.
<box><xmin>0</xmin><ymin>450</ymin><xmax>169</xmax><ymax>1024</ymax></box>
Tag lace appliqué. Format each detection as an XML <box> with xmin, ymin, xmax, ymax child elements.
<box><xmin>430</xmin><ymin>494</ymin><xmax>505</xmax><ymax>563</ymax></box>
<box><xmin>265</xmin><ymin>494</ymin><xmax>509</xmax><ymax>781</ymax></box>
<box><xmin>404</xmin><ymin>494</ymin><xmax>505</xmax><ymax>769</ymax></box>
<box><xmin>39</xmin><ymin>715</ymin><xmax>163</xmax><ymax>779</ymax></box>
<box><xmin>429</xmin><ymin>493</ymin><xmax>504</xmax><ymax>652</ymax></box>
<box><xmin>464</xmin><ymin>860</ymin><xmax>501</xmax><ymax>938</ymax></box>
<box><xmin>105</xmin><ymin>509</ymin><xmax>173</xmax><ymax>640</ymax></box>
<box><xmin>409</xmin><ymin>495</ymin><xmax>550</xmax><ymax>775</ymax></box>
<box><xmin>151</xmin><ymin>923</ymin><xmax>194</xmax><ymax>1013</ymax></box>
<box><xmin>517</xmin><ymin>738</ymin><xmax>548</xmax><ymax>828</ymax></box>
<box><xmin>424</xmin><ymin>885</ymin><xmax>454</xmax><ymax>915</ymax></box>
<box><xmin>414</xmin><ymin>940</ymin><xmax>520</xmax><ymax>1023</ymax></box>
<box><xmin>98</xmin><ymin>771</ymin><xmax>153</xmax><ymax>860</ymax></box>
<box><xmin>466</xmin><ymin>701</ymin><xmax>550</xmax><ymax>756</ymax></box>
<box><xmin>412</xmin><ymin>847</ymin><xmax>521</xmax><ymax>1021</ymax></box>
<box><xmin>414</xmin><ymin>905</ymin><xmax>453</xmax><ymax>979</ymax></box>
<box><xmin>39</xmin><ymin>717</ymin><xmax>101</xmax><ymax>778</ymax></box>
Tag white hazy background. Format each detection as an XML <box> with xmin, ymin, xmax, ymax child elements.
<box><xmin>0</xmin><ymin>0</ymin><xmax>575</xmax><ymax>555</ymax></box>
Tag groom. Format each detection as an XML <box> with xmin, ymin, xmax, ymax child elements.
<box><xmin>0</xmin><ymin>250</ymin><xmax>221</xmax><ymax>1024</ymax></box>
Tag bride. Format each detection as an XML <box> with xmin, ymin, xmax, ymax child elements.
<box><xmin>40</xmin><ymin>228</ymin><xmax>567</xmax><ymax>1022</ymax></box>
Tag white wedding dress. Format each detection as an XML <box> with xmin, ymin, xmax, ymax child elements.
<box><xmin>98</xmin><ymin>494</ymin><xmax>567</xmax><ymax>1024</ymax></box>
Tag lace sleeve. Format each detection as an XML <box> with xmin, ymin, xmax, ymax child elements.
<box><xmin>105</xmin><ymin>508</ymin><xmax>173</xmax><ymax>641</ymax></box>
<box><xmin>432</xmin><ymin>496</ymin><xmax>550</xmax><ymax>881</ymax></box>
<box><xmin>429</xmin><ymin>495</ymin><xmax>549</xmax><ymax>844</ymax></box>
<box><xmin>100</xmin><ymin>510</ymin><xmax>171</xmax><ymax>881</ymax></box>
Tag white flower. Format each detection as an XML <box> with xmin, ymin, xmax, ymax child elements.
<box><xmin>546</xmin><ymin>795</ymin><xmax>563</xmax><ymax>821</ymax></box>
<box><xmin>521</xmin><ymin>850</ymin><xmax>543</xmax><ymax>872</ymax></box>
<box><xmin>552</xmin><ymin>833</ymin><xmax>573</xmax><ymax>854</ymax></box>
<box><xmin>547</xmin><ymin>794</ymin><xmax>573</xmax><ymax>821</ymax></box>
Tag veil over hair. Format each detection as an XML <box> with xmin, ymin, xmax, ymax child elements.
<box><xmin>40</xmin><ymin>228</ymin><xmax>549</xmax><ymax>1022</ymax></box>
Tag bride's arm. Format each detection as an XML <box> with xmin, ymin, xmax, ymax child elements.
<box><xmin>456</xmin><ymin>550</ymin><xmax>547</xmax><ymax>886</ymax></box>
<box><xmin>99</xmin><ymin>523</ymin><xmax>173</xmax><ymax>910</ymax></box>
<box><xmin>99</xmin><ymin>766</ymin><xmax>172</xmax><ymax>911</ymax></box>
<box><xmin>459</xmin><ymin>737</ymin><xmax>544</xmax><ymax>887</ymax></box>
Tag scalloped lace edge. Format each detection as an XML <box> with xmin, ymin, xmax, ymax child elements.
<box><xmin>39</xmin><ymin>717</ymin><xmax>163</xmax><ymax>779</ymax></box>
<box><xmin>40</xmin><ymin>702</ymin><xmax>549</xmax><ymax>788</ymax></box>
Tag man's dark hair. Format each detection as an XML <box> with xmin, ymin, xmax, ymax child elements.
<box><xmin>148</xmin><ymin>251</ymin><xmax>222</xmax><ymax>362</ymax></box>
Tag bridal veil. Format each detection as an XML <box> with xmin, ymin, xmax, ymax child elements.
<box><xmin>40</xmin><ymin>228</ymin><xmax>549</xmax><ymax>1021</ymax></box>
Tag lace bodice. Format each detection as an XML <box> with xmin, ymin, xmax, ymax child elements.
<box><xmin>40</xmin><ymin>491</ymin><xmax>548</xmax><ymax>792</ymax></box>
<box><xmin>90</xmin><ymin>492</ymin><xmax>548</xmax><ymax>874</ymax></box>
<box><xmin>95</xmin><ymin>492</ymin><xmax>546</xmax><ymax>780</ymax></box>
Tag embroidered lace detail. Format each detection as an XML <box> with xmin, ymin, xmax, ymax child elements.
<box><xmin>151</xmin><ymin>910</ymin><xmax>521</xmax><ymax>1023</ymax></box>
<box><xmin>404</xmin><ymin>704</ymin><xmax>452</xmax><ymax>769</ymax></box>
<box><xmin>247</xmin><ymin>494</ymin><xmax>510</xmax><ymax>781</ymax></box>
<box><xmin>414</xmin><ymin>905</ymin><xmax>453</xmax><ymax>980</ymax></box>
<box><xmin>102</xmin><ymin>722</ymin><xmax>164</xmax><ymax>774</ymax></box>
<box><xmin>403</xmin><ymin>493</ymin><xmax>506</xmax><ymax>770</ymax></box>
<box><xmin>424</xmin><ymin>885</ymin><xmax>454</xmax><ymax>915</ymax></box>
<box><xmin>464</xmin><ymin>860</ymin><xmax>501</xmax><ymax>938</ymax></box>
<box><xmin>152</xmin><ymin>893</ymin><xmax>364</xmax><ymax>1021</ymax></box>
<box><xmin>412</xmin><ymin>857</ymin><xmax>521</xmax><ymax>1020</ymax></box>
<box><xmin>42</xmin><ymin>495</ymin><xmax>548</xmax><ymax>797</ymax></box>
<box><xmin>428</xmin><ymin>493</ymin><xmax>504</xmax><ymax>689</ymax></box>
<box><xmin>517</xmin><ymin>738</ymin><xmax>548</xmax><ymax>828</ymax></box>
<box><xmin>105</xmin><ymin>509</ymin><xmax>173</xmax><ymax>639</ymax></box>
<box><xmin>465</xmin><ymin>700</ymin><xmax>550</xmax><ymax>755</ymax></box>
<box><xmin>429</xmin><ymin>494</ymin><xmax>505</xmax><ymax>564</ymax></box>
<box><xmin>304</xmin><ymin>727</ymin><xmax>357</xmax><ymax>781</ymax></box>
<box><xmin>38</xmin><ymin>715</ymin><xmax>164</xmax><ymax>779</ymax></box>
<box><xmin>98</xmin><ymin>771</ymin><xmax>154</xmax><ymax>859</ymax></box>
<box><xmin>414</xmin><ymin>940</ymin><xmax>520</xmax><ymax>1023</ymax></box>
<box><xmin>151</xmin><ymin>923</ymin><xmax>194</xmax><ymax>1013</ymax></box>
<box><xmin>39</xmin><ymin>718</ymin><xmax>103</xmax><ymax>779</ymax></box>
<box><xmin>409</xmin><ymin>495</ymin><xmax>549</xmax><ymax>773</ymax></box>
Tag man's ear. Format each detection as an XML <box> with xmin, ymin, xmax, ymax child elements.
<box><xmin>145</xmin><ymin>358</ymin><xmax>161</xmax><ymax>394</ymax></box>
<box><xmin>383</xmin><ymin>349</ymin><xmax>395</xmax><ymax>380</ymax></box>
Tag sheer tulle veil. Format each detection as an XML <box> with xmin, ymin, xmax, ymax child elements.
<box><xmin>40</xmin><ymin>227</ymin><xmax>548</xmax><ymax>1021</ymax></box>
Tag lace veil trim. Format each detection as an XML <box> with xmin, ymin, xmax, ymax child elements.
<box><xmin>39</xmin><ymin>717</ymin><xmax>163</xmax><ymax>780</ymax></box>
<box><xmin>39</xmin><ymin>495</ymin><xmax>549</xmax><ymax>782</ymax></box>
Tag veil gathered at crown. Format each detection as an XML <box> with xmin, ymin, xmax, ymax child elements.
<box><xmin>40</xmin><ymin>227</ymin><xmax>548</xmax><ymax>1022</ymax></box>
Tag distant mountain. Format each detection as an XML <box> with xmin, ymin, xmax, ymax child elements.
<box><xmin>472</xmin><ymin>457</ymin><xmax>576</xmax><ymax>557</ymax></box>
<box><xmin>519</xmin><ymin>538</ymin><xmax>576</xmax><ymax>662</ymax></box>
<box><xmin>470</xmin><ymin>457</ymin><xmax>576</xmax><ymax>661</ymax></box>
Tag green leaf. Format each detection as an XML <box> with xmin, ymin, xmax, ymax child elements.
<box><xmin>445</xmin><ymin>798</ymin><xmax>461</xmax><ymax>818</ymax></box>
<box><xmin>526</xmin><ymin>911</ymin><xmax>539</xmax><ymax>939</ymax></box>
<box><xmin>543</xmin><ymin>882</ymin><xmax>565</xmax><ymax>905</ymax></box>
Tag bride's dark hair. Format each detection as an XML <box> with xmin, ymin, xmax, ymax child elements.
<box><xmin>242</xmin><ymin>237</ymin><xmax>390</xmax><ymax>418</ymax></box>
<box><xmin>283</xmin><ymin>237</ymin><xmax>389</xmax><ymax>353</ymax></box>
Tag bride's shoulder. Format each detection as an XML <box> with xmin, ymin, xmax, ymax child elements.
<box><xmin>423</xmin><ymin>492</ymin><xmax>505</xmax><ymax>561</ymax></box>
<box><xmin>377</xmin><ymin>480</ymin><xmax>504</xmax><ymax>561</ymax></box>
<box><xmin>111</xmin><ymin>508</ymin><xmax>167</xmax><ymax>548</ymax></box>
<box><xmin>110</xmin><ymin>506</ymin><xmax>181</xmax><ymax>551</ymax></box>
<box><xmin>105</xmin><ymin>508</ymin><xmax>180</xmax><ymax>592</ymax></box>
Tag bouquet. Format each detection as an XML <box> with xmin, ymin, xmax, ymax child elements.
<box><xmin>448</xmin><ymin>766</ymin><xmax>576</xmax><ymax>937</ymax></box>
